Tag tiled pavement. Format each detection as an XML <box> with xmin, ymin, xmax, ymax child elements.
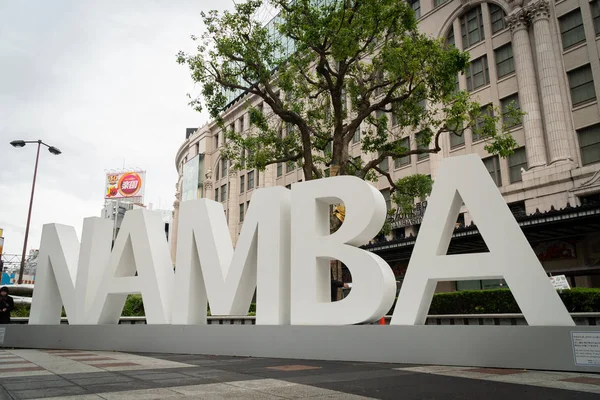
<box><xmin>0</xmin><ymin>349</ymin><xmax>598</xmax><ymax>399</ymax></box>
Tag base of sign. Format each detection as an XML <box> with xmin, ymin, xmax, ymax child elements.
<box><xmin>3</xmin><ymin>325</ymin><xmax>599</xmax><ymax>373</ymax></box>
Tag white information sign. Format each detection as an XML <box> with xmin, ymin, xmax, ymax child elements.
<box><xmin>550</xmin><ymin>275</ymin><xmax>571</xmax><ymax>290</ymax></box>
<box><xmin>572</xmin><ymin>331</ymin><xmax>600</xmax><ymax>366</ymax></box>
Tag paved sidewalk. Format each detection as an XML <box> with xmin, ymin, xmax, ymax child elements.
<box><xmin>0</xmin><ymin>349</ymin><xmax>598</xmax><ymax>399</ymax></box>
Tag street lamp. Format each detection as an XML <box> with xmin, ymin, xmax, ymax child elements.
<box><xmin>10</xmin><ymin>140</ymin><xmax>62</xmax><ymax>284</ymax></box>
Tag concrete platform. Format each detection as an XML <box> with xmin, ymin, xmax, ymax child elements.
<box><xmin>0</xmin><ymin>349</ymin><xmax>598</xmax><ymax>399</ymax></box>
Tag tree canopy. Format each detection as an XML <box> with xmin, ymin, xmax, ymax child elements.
<box><xmin>177</xmin><ymin>0</ymin><xmax>520</xmax><ymax>214</ymax></box>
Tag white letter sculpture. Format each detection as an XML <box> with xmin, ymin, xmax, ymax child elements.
<box><xmin>291</xmin><ymin>176</ymin><xmax>396</xmax><ymax>325</ymax></box>
<box><xmin>30</xmin><ymin>217</ymin><xmax>113</xmax><ymax>325</ymax></box>
<box><xmin>86</xmin><ymin>209</ymin><xmax>175</xmax><ymax>324</ymax></box>
<box><xmin>392</xmin><ymin>154</ymin><xmax>574</xmax><ymax>326</ymax></box>
<box><xmin>172</xmin><ymin>187</ymin><xmax>291</xmax><ymax>325</ymax></box>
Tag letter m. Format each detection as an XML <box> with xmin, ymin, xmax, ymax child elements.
<box><xmin>173</xmin><ymin>187</ymin><xmax>291</xmax><ymax>325</ymax></box>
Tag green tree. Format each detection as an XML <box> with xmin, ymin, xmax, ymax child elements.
<box><xmin>177</xmin><ymin>0</ymin><xmax>520</xmax><ymax>213</ymax></box>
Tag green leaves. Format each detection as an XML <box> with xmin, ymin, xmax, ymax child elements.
<box><xmin>178</xmin><ymin>0</ymin><xmax>520</xmax><ymax>214</ymax></box>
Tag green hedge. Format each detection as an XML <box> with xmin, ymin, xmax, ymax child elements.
<box><xmin>10</xmin><ymin>288</ymin><xmax>600</xmax><ymax>318</ymax></box>
<box><xmin>388</xmin><ymin>288</ymin><xmax>600</xmax><ymax>315</ymax></box>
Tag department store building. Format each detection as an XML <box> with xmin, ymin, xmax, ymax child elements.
<box><xmin>174</xmin><ymin>0</ymin><xmax>600</xmax><ymax>291</ymax></box>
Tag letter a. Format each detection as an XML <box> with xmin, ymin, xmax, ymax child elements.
<box><xmin>391</xmin><ymin>154</ymin><xmax>574</xmax><ymax>326</ymax></box>
<box><xmin>291</xmin><ymin>176</ymin><xmax>396</xmax><ymax>325</ymax></box>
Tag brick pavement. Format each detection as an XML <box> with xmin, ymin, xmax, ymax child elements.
<box><xmin>0</xmin><ymin>349</ymin><xmax>597</xmax><ymax>399</ymax></box>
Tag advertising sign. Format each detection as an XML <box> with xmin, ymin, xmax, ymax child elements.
<box><xmin>182</xmin><ymin>155</ymin><xmax>204</xmax><ymax>202</ymax></box>
<box><xmin>105</xmin><ymin>171</ymin><xmax>146</xmax><ymax>200</ymax></box>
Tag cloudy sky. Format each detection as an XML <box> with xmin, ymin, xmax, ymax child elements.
<box><xmin>0</xmin><ymin>0</ymin><xmax>251</xmax><ymax>255</ymax></box>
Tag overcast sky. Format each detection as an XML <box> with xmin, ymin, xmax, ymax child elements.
<box><xmin>0</xmin><ymin>0</ymin><xmax>246</xmax><ymax>255</ymax></box>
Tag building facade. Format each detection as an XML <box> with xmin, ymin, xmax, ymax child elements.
<box><xmin>173</xmin><ymin>0</ymin><xmax>600</xmax><ymax>290</ymax></box>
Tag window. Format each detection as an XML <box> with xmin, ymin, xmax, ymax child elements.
<box><xmin>410</xmin><ymin>0</ymin><xmax>421</xmax><ymax>18</ymax></box>
<box><xmin>247</xmin><ymin>171</ymin><xmax>255</xmax><ymax>190</ymax></box>
<box><xmin>214</xmin><ymin>188</ymin><xmax>219</xmax><ymax>201</ymax></box>
<box><xmin>353</xmin><ymin>126</ymin><xmax>361</xmax><ymax>144</ymax></box>
<box><xmin>381</xmin><ymin>189</ymin><xmax>392</xmax><ymax>211</ymax></box>
<box><xmin>559</xmin><ymin>9</ymin><xmax>586</xmax><ymax>50</ymax></box>
<box><xmin>509</xmin><ymin>201</ymin><xmax>527</xmax><ymax>218</ymax></box>
<box><xmin>489</xmin><ymin>4</ymin><xmax>506</xmax><ymax>33</ymax></box>
<box><xmin>446</xmin><ymin>27</ymin><xmax>455</xmax><ymax>47</ymax></box>
<box><xmin>286</xmin><ymin>161</ymin><xmax>295</xmax><ymax>173</ymax></box>
<box><xmin>592</xmin><ymin>1</ymin><xmax>600</xmax><ymax>36</ymax></box>
<box><xmin>195</xmin><ymin>142</ymin><xmax>200</xmax><ymax>155</ymax></box>
<box><xmin>416</xmin><ymin>131</ymin><xmax>429</xmax><ymax>160</ymax></box>
<box><xmin>450</xmin><ymin>132</ymin><xmax>465</xmax><ymax>148</ymax></box>
<box><xmin>240</xmin><ymin>175</ymin><xmax>245</xmax><ymax>193</ymax></box>
<box><xmin>495</xmin><ymin>44</ymin><xmax>514</xmax><ymax>78</ymax></box>
<box><xmin>325</xmin><ymin>141</ymin><xmax>332</xmax><ymax>154</ymax></box>
<box><xmin>578</xmin><ymin>124</ymin><xmax>600</xmax><ymax>165</ymax></box>
<box><xmin>394</xmin><ymin>137</ymin><xmax>411</xmax><ymax>168</ymax></box>
<box><xmin>277</xmin><ymin>162</ymin><xmax>283</xmax><ymax>177</ymax></box>
<box><xmin>501</xmin><ymin>93</ymin><xmax>521</xmax><ymax>128</ymax></box>
<box><xmin>220</xmin><ymin>184</ymin><xmax>227</xmax><ymax>202</ymax></box>
<box><xmin>483</xmin><ymin>155</ymin><xmax>502</xmax><ymax>186</ymax></box>
<box><xmin>214</xmin><ymin>133</ymin><xmax>219</xmax><ymax>149</ymax></box>
<box><xmin>215</xmin><ymin>161</ymin><xmax>220</xmax><ymax>180</ymax></box>
<box><xmin>239</xmin><ymin>204</ymin><xmax>245</xmax><ymax>223</ymax></box>
<box><xmin>378</xmin><ymin>152</ymin><xmax>389</xmax><ymax>172</ymax></box>
<box><xmin>473</xmin><ymin>105</ymin><xmax>494</xmax><ymax>141</ymax></box>
<box><xmin>460</xmin><ymin>6</ymin><xmax>485</xmax><ymax>48</ymax></box>
<box><xmin>221</xmin><ymin>158</ymin><xmax>228</xmax><ymax>178</ymax></box>
<box><xmin>466</xmin><ymin>56</ymin><xmax>489</xmax><ymax>91</ymax></box>
<box><xmin>568</xmin><ymin>64</ymin><xmax>596</xmax><ymax>106</ymax></box>
<box><xmin>434</xmin><ymin>0</ymin><xmax>449</xmax><ymax>8</ymax></box>
<box><xmin>508</xmin><ymin>147</ymin><xmax>527</xmax><ymax>183</ymax></box>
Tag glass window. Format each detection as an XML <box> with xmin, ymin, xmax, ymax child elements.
<box><xmin>434</xmin><ymin>0</ymin><xmax>449</xmax><ymax>8</ymax></box>
<box><xmin>466</xmin><ymin>55</ymin><xmax>489</xmax><ymax>91</ymax></box>
<box><xmin>247</xmin><ymin>170</ymin><xmax>255</xmax><ymax>189</ymax></box>
<box><xmin>460</xmin><ymin>6</ymin><xmax>485</xmax><ymax>48</ymax></box>
<box><xmin>559</xmin><ymin>9</ymin><xmax>586</xmax><ymax>49</ymax></box>
<box><xmin>508</xmin><ymin>147</ymin><xmax>527</xmax><ymax>183</ymax></box>
<box><xmin>221</xmin><ymin>158</ymin><xmax>228</xmax><ymax>178</ymax></box>
<box><xmin>277</xmin><ymin>162</ymin><xmax>283</xmax><ymax>177</ymax></box>
<box><xmin>501</xmin><ymin>93</ymin><xmax>521</xmax><ymax>128</ymax></box>
<box><xmin>215</xmin><ymin>187</ymin><xmax>219</xmax><ymax>201</ymax></box>
<box><xmin>592</xmin><ymin>1</ymin><xmax>600</xmax><ymax>36</ymax></box>
<box><xmin>489</xmin><ymin>4</ymin><xmax>506</xmax><ymax>33</ymax></box>
<box><xmin>381</xmin><ymin>189</ymin><xmax>392</xmax><ymax>211</ymax></box>
<box><xmin>394</xmin><ymin>137</ymin><xmax>411</xmax><ymax>168</ymax></box>
<box><xmin>495</xmin><ymin>44</ymin><xmax>514</xmax><ymax>78</ymax></box>
<box><xmin>416</xmin><ymin>131</ymin><xmax>430</xmax><ymax>160</ymax></box>
<box><xmin>353</xmin><ymin>126</ymin><xmax>361</xmax><ymax>144</ymax></box>
<box><xmin>286</xmin><ymin>161</ymin><xmax>295</xmax><ymax>173</ymax></box>
<box><xmin>378</xmin><ymin>152</ymin><xmax>389</xmax><ymax>172</ymax></box>
<box><xmin>450</xmin><ymin>132</ymin><xmax>465</xmax><ymax>148</ymax></box>
<box><xmin>446</xmin><ymin>27</ymin><xmax>455</xmax><ymax>47</ymax></box>
<box><xmin>239</xmin><ymin>115</ymin><xmax>244</xmax><ymax>132</ymax></box>
<box><xmin>239</xmin><ymin>203</ymin><xmax>245</xmax><ymax>223</ymax></box>
<box><xmin>240</xmin><ymin>175</ymin><xmax>245</xmax><ymax>193</ymax></box>
<box><xmin>473</xmin><ymin>105</ymin><xmax>494</xmax><ymax>142</ymax></box>
<box><xmin>410</xmin><ymin>0</ymin><xmax>421</xmax><ymax>19</ymax></box>
<box><xmin>578</xmin><ymin>124</ymin><xmax>600</xmax><ymax>165</ymax></box>
<box><xmin>568</xmin><ymin>64</ymin><xmax>596</xmax><ymax>106</ymax></box>
<box><xmin>483</xmin><ymin>155</ymin><xmax>502</xmax><ymax>186</ymax></box>
<box><xmin>220</xmin><ymin>184</ymin><xmax>227</xmax><ymax>202</ymax></box>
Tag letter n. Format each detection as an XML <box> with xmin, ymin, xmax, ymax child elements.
<box><xmin>391</xmin><ymin>154</ymin><xmax>574</xmax><ymax>326</ymax></box>
<box><xmin>30</xmin><ymin>218</ymin><xmax>112</xmax><ymax>324</ymax></box>
<box><xmin>172</xmin><ymin>187</ymin><xmax>291</xmax><ymax>325</ymax></box>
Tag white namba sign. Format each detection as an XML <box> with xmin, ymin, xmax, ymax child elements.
<box><xmin>29</xmin><ymin>155</ymin><xmax>575</xmax><ymax>327</ymax></box>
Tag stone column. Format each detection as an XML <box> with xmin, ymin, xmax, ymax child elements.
<box><xmin>527</xmin><ymin>0</ymin><xmax>572</xmax><ymax>163</ymax></box>
<box><xmin>506</xmin><ymin>9</ymin><xmax>548</xmax><ymax>168</ymax></box>
<box><xmin>227</xmin><ymin>169</ymin><xmax>240</xmax><ymax>242</ymax></box>
<box><xmin>203</xmin><ymin>180</ymin><xmax>213</xmax><ymax>202</ymax></box>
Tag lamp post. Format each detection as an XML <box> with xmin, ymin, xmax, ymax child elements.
<box><xmin>10</xmin><ymin>140</ymin><xmax>62</xmax><ymax>284</ymax></box>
